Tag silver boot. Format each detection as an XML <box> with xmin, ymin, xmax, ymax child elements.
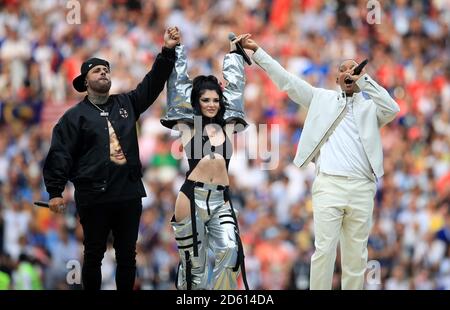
<box><xmin>193</xmin><ymin>186</ymin><xmax>240</xmax><ymax>290</ymax></box>
<box><xmin>171</xmin><ymin>214</ymin><xmax>209</xmax><ymax>290</ymax></box>
<box><xmin>209</xmin><ymin>204</ymin><xmax>240</xmax><ymax>290</ymax></box>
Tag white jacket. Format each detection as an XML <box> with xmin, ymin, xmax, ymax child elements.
<box><xmin>252</xmin><ymin>48</ymin><xmax>400</xmax><ymax>178</ymax></box>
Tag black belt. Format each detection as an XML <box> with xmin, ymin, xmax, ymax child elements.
<box><xmin>185</xmin><ymin>179</ymin><xmax>229</xmax><ymax>191</ymax></box>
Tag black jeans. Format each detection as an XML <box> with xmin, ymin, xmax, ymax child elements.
<box><xmin>77</xmin><ymin>199</ymin><xmax>142</xmax><ymax>290</ymax></box>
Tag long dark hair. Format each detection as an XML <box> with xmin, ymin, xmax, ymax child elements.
<box><xmin>191</xmin><ymin>75</ymin><xmax>226</xmax><ymax>126</ymax></box>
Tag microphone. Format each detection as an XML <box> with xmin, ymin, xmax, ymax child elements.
<box><xmin>353</xmin><ymin>59</ymin><xmax>368</xmax><ymax>75</ymax></box>
<box><xmin>228</xmin><ymin>32</ymin><xmax>252</xmax><ymax>66</ymax></box>
<box><xmin>34</xmin><ymin>201</ymin><xmax>49</xmax><ymax>208</ymax></box>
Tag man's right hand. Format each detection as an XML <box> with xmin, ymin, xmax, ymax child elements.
<box><xmin>48</xmin><ymin>197</ymin><xmax>66</xmax><ymax>214</ymax></box>
<box><xmin>164</xmin><ymin>26</ymin><xmax>180</xmax><ymax>48</ymax></box>
<box><xmin>239</xmin><ymin>34</ymin><xmax>259</xmax><ymax>52</ymax></box>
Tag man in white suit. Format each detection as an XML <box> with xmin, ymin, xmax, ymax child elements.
<box><xmin>240</xmin><ymin>35</ymin><xmax>399</xmax><ymax>289</ymax></box>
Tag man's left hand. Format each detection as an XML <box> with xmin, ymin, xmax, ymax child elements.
<box><xmin>230</xmin><ymin>34</ymin><xmax>251</xmax><ymax>52</ymax></box>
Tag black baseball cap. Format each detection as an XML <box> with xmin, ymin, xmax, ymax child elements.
<box><xmin>72</xmin><ymin>57</ymin><xmax>110</xmax><ymax>92</ymax></box>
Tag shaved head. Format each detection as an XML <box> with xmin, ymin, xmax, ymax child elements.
<box><xmin>339</xmin><ymin>59</ymin><xmax>358</xmax><ymax>72</ymax></box>
<box><xmin>336</xmin><ymin>59</ymin><xmax>361</xmax><ymax>96</ymax></box>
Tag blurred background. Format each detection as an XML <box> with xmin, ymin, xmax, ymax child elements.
<box><xmin>0</xmin><ymin>0</ymin><xmax>449</xmax><ymax>290</ymax></box>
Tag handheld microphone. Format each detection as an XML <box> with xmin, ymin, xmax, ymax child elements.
<box><xmin>228</xmin><ymin>32</ymin><xmax>252</xmax><ymax>66</ymax></box>
<box><xmin>353</xmin><ymin>59</ymin><xmax>368</xmax><ymax>75</ymax></box>
<box><xmin>34</xmin><ymin>201</ymin><xmax>49</xmax><ymax>208</ymax></box>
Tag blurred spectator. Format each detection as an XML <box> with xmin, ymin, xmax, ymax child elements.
<box><xmin>12</xmin><ymin>253</ymin><xmax>43</xmax><ymax>290</ymax></box>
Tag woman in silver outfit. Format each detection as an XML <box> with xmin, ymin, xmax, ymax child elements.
<box><xmin>161</xmin><ymin>30</ymin><xmax>249</xmax><ymax>290</ymax></box>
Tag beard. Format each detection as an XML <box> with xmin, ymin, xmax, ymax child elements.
<box><xmin>88</xmin><ymin>79</ymin><xmax>111</xmax><ymax>93</ymax></box>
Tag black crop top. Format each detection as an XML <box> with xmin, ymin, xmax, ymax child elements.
<box><xmin>185</xmin><ymin>128</ymin><xmax>233</xmax><ymax>177</ymax></box>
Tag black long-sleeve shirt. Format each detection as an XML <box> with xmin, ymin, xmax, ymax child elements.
<box><xmin>43</xmin><ymin>47</ymin><xmax>175</xmax><ymax>206</ymax></box>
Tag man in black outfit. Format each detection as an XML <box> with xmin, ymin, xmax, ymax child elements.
<box><xmin>43</xmin><ymin>27</ymin><xmax>180</xmax><ymax>290</ymax></box>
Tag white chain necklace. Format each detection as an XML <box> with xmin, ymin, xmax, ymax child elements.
<box><xmin>90</xmin><ymin>102</ymin><xmax>109</xmax><ymax>117</ymax></box>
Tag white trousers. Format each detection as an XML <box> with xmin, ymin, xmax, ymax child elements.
<box><xmin>310</xmin><ymin>173</ymin><xmax>377</xmax><ymax>290</ymax></box>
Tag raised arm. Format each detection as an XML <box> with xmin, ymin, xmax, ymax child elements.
<box><xmin>162</xmin><ymin>44</ymin><xmax>194</xmax><ymax>128</ymax></box>
<box><xmin>170</xmin><ymin>44</ymin><xmax>192</xmax><ymax>101</ymax></box>
<box><xmin>240</xmin><ymin>35</ymin><xmax>316</xmax><ymax>109</ymax></box>
<box><xmin>161</xmin><ymin>30</ymin><xmax>195</xmax><ymax>129</ymax></box>
<box><xmin>222</xmin><ymin>36</ymin><xmax>247</xmax><ymax>129</ymax></box>
<box><xmin>221</xmin><ymin>34</ymin><xmax>250</xmax><ymax>132</ymax></box>
<box><xmin>127</xmin><ymin>27</ymin><xmax>178</xmax><ymax>118</ymax></box>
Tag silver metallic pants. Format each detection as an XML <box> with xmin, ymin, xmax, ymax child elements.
<box><xmin>171</xmin><ymin>183</ymin><xmax>241</xmax><ymax>290</ymax></box>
